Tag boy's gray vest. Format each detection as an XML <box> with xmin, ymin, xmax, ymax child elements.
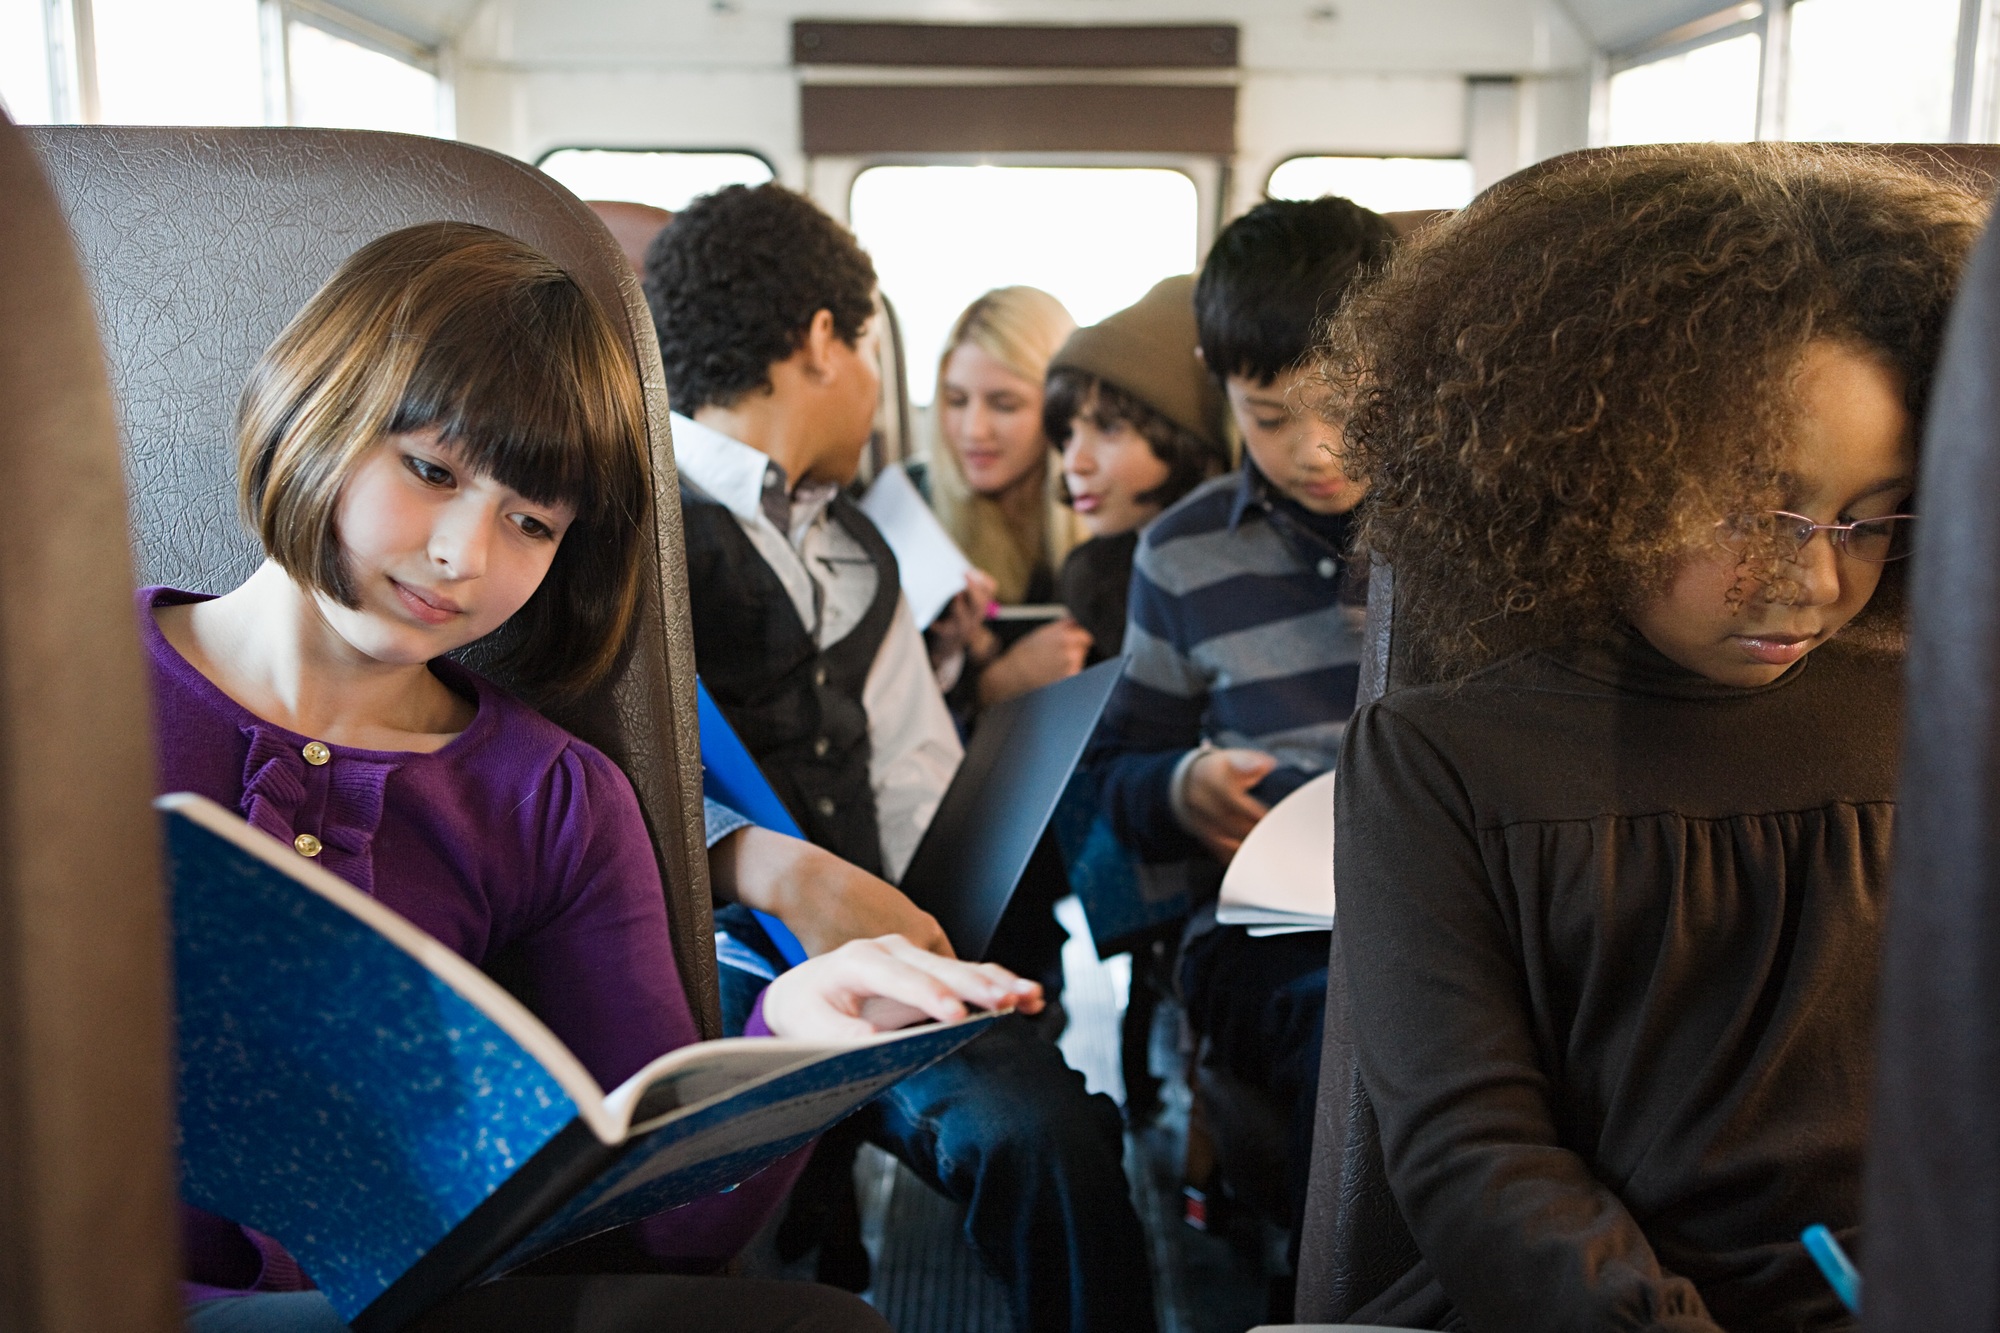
<box><xmin>679</xmin><ymin>483</ymin><xmax>901</xmax><ymax>877</ymax></box>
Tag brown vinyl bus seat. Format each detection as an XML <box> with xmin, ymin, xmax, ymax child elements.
<box><xmin>1287</xmin><ymin>142</ymin><xmax>2000</xmax><ymax>1327</ymax></box>
<box><xmin>0</xmin><ymin>110</ymin><xmax>177</xmax><ymax>1333</ymax></box>
<box><xmin>587</xmin><ymin>199</ymin><xmax>674</xmax><ymax>279</ymax></box>
<box><xmin>25</xmin><ymin>126</ymin><xmax>725</xmax><ymax>1038</ymax></box>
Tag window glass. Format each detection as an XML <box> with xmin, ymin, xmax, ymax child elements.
<box><xmin>1266</xmin><ymin>156</ymin><xmax>1475</xmax><ymax>212</ymax></box>
<box><xmin>0</xmin><ymin>0</ymin><xmax>53</xmax><ymax>122</ymax></box>
<box><xmin>92</xmin><ymin>0</ymin><xmax>263</xmax><ymax>125</ymax></box>
<box><xmin>536</xmin><ymin>149</ymin><xmax>775</xmax><ymax>213</ymax></box>
<box><xmin>1785</xmin><ymin>0</ymin><xmax>1958</xmax><ymax>142</ymax></box>
<box><xmin>286</xmin><ymin>21</ymin><xmax>441</xmax><ymax>135</ymax></box>
<box><xmin>849</xmin><ymin>165</ymin><xmax>1199</xmax><ymax>406</ymax></box>
<box><xmin>1607</xmin><ymin>32</ymin><xmax>1762</xmax><ymax>145</ymax></box>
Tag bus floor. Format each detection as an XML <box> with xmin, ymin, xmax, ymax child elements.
<box><xmin>743</xmin><ymin>897</ymin><xmax>1287</xmax><ymax>1333</ymax></box>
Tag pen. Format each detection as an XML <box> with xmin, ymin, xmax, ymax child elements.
<box><xmin>1801</xmin><ymin>1224</ymin><xmax>1861</xmax><ymax>1315</ymax></box>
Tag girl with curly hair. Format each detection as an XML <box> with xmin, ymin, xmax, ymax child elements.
<box><xmin>1323</xmin><ymin>144</ymin><xmax>1985</xmax><ymax>1332</ymax></box>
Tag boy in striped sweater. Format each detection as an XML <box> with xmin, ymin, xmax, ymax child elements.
<box><xmin>1087</xmin><ymin>196</ymin><xmax>1396</xmax><ymax>1237</ymax></box>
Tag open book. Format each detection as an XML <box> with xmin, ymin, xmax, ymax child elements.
<box><xmin>1215</xmin><ymin>770</ymin><xmax>1337</xmax><ymax>934</ymax></box>
<box><xmin>162</xmin><ymin>795</ymin><xmax>996</xmax><ymax>1332</ymax></box>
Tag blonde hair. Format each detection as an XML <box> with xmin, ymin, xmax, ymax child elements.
<box><xmin>237</xmin><ymin>221</ymin><xmax>651</xmax><ymax>699</ymax></box>
<box><xmin>927</xmin><ymin>286</ymin><xmax>1084</xmax><ymax>603</ymax></box>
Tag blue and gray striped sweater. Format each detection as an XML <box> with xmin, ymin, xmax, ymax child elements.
<box><xmin>1087</xmin><ymin>464</ymin><xmax>1365</xmax><ymax>875</ymax></box>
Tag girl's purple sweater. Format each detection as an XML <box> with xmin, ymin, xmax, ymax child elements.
<box><xmin>143</xmin><ymin>588</ymin><xmax>797</xmax><ymax>1303</ymax></box>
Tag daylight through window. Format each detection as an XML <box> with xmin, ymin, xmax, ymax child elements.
<box><xmin>536</xmin><ymin>149</ymin><xmax>776</xmax><ymax>213</ymax></box>
<box><xmin>848</xmin><ymin>165</ymin><xmax>1200</xmax><ymax>408</ymax></box>
<box><xmin>1266</xmin><ymin>156</ymin><xmax>1476</xmax><ymax>212</ymax></box>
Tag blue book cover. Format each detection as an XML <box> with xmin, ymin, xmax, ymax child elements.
<box><xmin>163</xmin><ymin>794</ymin><xmax>994</xmax><ymax>1331</ymax></box>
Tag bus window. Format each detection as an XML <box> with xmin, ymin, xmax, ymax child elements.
<box><xmin>91</xmin><ymin>0</ymin><xmax>263</xmax><ymax>125</ymax></box>
<box><xmin>536</xmin><ymin>149</ymin><xmax>775</xmax><ymax>213</ymax></box>
<box><xmin>284</xmin><ymin>19</ymin><xmax>443</xmax><ymax>136</ymax></box>
<box><xmin>847</xmin><ymin>164</ymin><xmax>1198</xmax><ymax>406</ymax></box>
<box><xmin>0</xmin><ymin>0</ymin><xmax>54</xmax><ymax>122</ymax></box>
<box><xmin>1266</xmin><ymin>156</ymin><xmax>1475</xmax><ymax>212</ymax></box>
<box><xmin>1607</xmin><ymin>31</ymin><xmax>1762</xmax><ymax>145</ymax></box>
<box><xmin>1785</xmin><ymin>0</ymin><xmax>1959</xmax><ymax>142</ymax></box>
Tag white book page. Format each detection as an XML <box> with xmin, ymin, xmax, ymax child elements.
<box><xmin>1216</xmin><ymin>770</ymin><xmax>1337</xmax><ymax>929</ymax></box>
<box><xmin>859</xmin><ymin>462</ymin><xmax>973</xmax><ymax>629</ymax></box>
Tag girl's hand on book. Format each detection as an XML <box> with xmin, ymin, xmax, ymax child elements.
<box><xmin>761</xmin><ymin>934</ymin><xmax>1044</xmax><ymax>1042</ymax></box>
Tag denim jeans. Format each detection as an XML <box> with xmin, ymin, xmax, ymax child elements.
<box><xmin>718</xmin><ymin>906</ymin><xmax>1157</xmax><ymax>1333</ymax></box>
<box><xmin>1179</xmin><ymin>919</ymin><xmax>1332</xmax><ymax>1238</ymax></box>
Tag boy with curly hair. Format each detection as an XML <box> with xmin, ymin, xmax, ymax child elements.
<box><xmin>644</xmin><ymin>183</ymin><xmax>1153</xmax><ymax>1333</ymax></box>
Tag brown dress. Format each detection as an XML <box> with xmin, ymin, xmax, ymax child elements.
<box><xmin>1336</xmin><ymin>627</ymin><xmax>1895</xmax><ymax>1333</ymax></box>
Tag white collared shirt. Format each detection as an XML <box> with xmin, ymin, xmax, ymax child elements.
<box><xmin>672</xmin><ymin>411</ymin><xmax>962</xmax><ymax>880</ymax></box>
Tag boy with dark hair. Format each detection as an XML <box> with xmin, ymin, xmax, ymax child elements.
<box><xmin>1087</xmin><ymin>194</ymin><xmax>1396</xmax><ymax>1239</ymax></box>
<box><xmin>644</xmin><ymin>183</ymin><xmax>1153</xmax><ymax>1333</ymax></box>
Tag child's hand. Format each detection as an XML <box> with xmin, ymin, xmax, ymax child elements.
<box><xmin>779</xmin><ymin>851</ymin><xmax>954</xmax><ymax>959</ymax></box>
<box><xmin>1181</xmin><ymin>747</ymin><xmax>1277</xmax><ymax>862</ymax></box>
<box><xmin>709</xmin><ymin>825</ymin><xmax>952</xmax><ymax>958</ymax></box>
<box><xmin>760</xmin><ymin>935</ymin><xmax>1044</xmax><ymax>1042</ymax></box>
<box><xmin>977</xmin><ymin>617</ymin><xmax>1092</xmax><ymax>705</ymax></box>
<box><xmin>926</xmin><ymin>569</ymin><xmax>1000</xmax><ymax>672</ymax></box>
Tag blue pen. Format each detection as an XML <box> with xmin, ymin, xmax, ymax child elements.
<box><xmin>1801</xmin><ymin>1224</ymin><xmax>1861</xmax><ymax>1315</ymax></box>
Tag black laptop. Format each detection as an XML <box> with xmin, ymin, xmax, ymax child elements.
<box><xmin>898</xmin><ymin>658</ymin><xmax>1124</xmax><ymax>959</ymax></box>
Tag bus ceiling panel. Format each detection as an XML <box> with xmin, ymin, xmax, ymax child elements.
<box><xmin>314</xmin><ymin>0</ymin><xmax>482</xmax><ymax>48</ymax></box>
<box><xmin>801</xmin><ymin>83</ymin><xmax>1236</xmax><ymax>157</ymax></box>
<box><xmin>1565</xmin><ymin>0</ymin><xmax>1762</xmax><ymax>56</ymax></box>
<box><xmin>791</xmin><ymin>21</ymin><xmax>1238</xmax><ymax>69</ymax></box>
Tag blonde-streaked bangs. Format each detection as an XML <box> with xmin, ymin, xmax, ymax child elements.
<box><xmin>236</xmin><ymin>221</ymin><xmax>651</xmax><ymax>699</ymax></box>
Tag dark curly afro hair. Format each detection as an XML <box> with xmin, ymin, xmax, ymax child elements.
<box><xmin>1320</xmin><ymin>142</ymin><xmax>1987</xmax><ymax>685</ymax></box>
<box><xmin>643</xmin><ymin>183</ymin><xmax>877</xmax><ymax>412</ymax></box>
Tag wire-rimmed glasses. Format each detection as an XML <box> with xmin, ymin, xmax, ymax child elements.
<box><xmin>1714</xmin><ymin>510</ymin><xmax>1917</xmax><ymax>564</ymax></box>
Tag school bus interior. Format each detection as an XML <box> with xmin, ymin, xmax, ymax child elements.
<box><xmin>5</xmin><ymin>2</ymin><xmax>2000</xmax><ymax>1332</ymax></box>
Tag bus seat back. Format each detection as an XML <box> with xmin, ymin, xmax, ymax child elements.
<box><xmin>0</xmin><ymin>111</ymin><xmax>176</xmax><ymax>1332</ymax></box>
<box><xmin>25</xmin><ymin>126</ymin><xmax>723</xmax><ymax>1037</ymax></box>
<box><xmin>1866</xmin><ymin>158</ymin><xmax>2000</xmax><ymax>1331</ymax></box>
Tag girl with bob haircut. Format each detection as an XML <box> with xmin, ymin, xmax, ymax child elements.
<box><xmin>1321</xmin><ymin>145</ymin><xmax>1985</xmax><ymax>1332</ymax></box>
<box><xmin>165</xmin><ymin>222</ymin><xmax>1036</xmax><ymax>1333</ymax></box>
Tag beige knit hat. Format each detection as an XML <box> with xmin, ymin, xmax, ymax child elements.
<box><xmin>1048</xmin><ymin>274</ymin><xmax>1228</xmax><ymax>455</ymax></box>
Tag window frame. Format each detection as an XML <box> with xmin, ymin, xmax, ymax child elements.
<box><xmin>834</xmin><ymin>154</ymin><xmax>1213</xmax><ymax>406</ymax></box>
<box><xmin>1593</xmin><ymin>0</ymin><xmax>1994</xmax><ymax>144</ymax></box>
<box><xmin>263</xmin><ymin>0</ymin><xmax>447</xmax><ymax>134</ymax></box>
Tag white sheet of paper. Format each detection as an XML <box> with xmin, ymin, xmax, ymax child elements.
<box><xmin>859</xmin><ymin>463</ymin><xmax>974</xmax><ymax>629</ymax></box>
<box><xmin>1216</xmin><ymin>770</ymin><xmax>1336</xmax><ymax>930</ymax></box>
